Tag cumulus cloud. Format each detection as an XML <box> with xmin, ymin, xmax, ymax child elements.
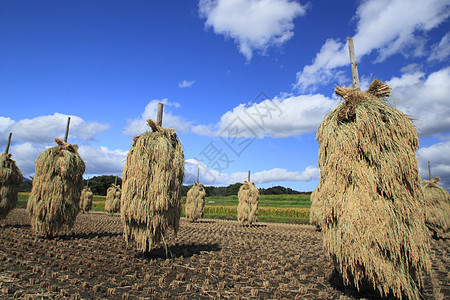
<box><xmin>123</xmin><ymin>99</ymin><xmax>191</xmax><ymax>135</ymax></box>
<box><xmin>184</xmin><ymin>158</ymin><xmax>319</xmax><ymax>185</ymax></box>
<box><xmin>78</xmin><ymin>146</ymin><xmax>127</xmax><ymax>176</ymax></box>
<box><xmin>179</xmin><ymin>80</ymin><xmax>195</xmax><ymax>88</ymax></box>
<box><xmin>8</xmin><ymin>142</ymin><xmax>127</xmax><ymax>178</ymax></box>
<box><xmin>295</xmin><ymin>0</ymin><xmax>450</xmax><ymax>91</ymax></box>
<box><xmin>417</xmin><ymin>141</ymin><xmax>450</xmax><ymax>190</ymax></box>
<box><xmin>0</xmin><ymin>113</ymin><xmax>109</xmax><ymax>146</ymax></box>
<box><xmin>8</xmin><ymin>143</ymin><xmax>47</xmax><ymax>178</ymax></box>
<box><xmin>192</xmin><ymin>93</ymin><xmax>337</xmax><ymax>138</ymax></box>
<box><xmin>389</xmin><ymin>67</ymin><xmax>450</xmax><ymax>137</ymax></box>
<box><xmin>199</xmin><ymin>0</ymin><xmax>307</xmax><ymax>60</ymax></box>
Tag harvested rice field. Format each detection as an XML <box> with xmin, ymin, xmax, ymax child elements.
<box><xmin>0</xmin><ymin>209</ymin><xmax>448</xmax><ymax>299</ymax></box>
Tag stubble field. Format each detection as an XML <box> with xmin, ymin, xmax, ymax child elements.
<box><xmin>0</xmin><ymin>209</ymin><xmax>448</xmax><ymax>299</ymax></box>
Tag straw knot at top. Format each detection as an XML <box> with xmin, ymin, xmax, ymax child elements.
<box><xmin>423</xmin><ymin>176</ymin><xmax>441</xmax><ymax>187</ymax></box>
<box><xmin>54</xmin><ymin>138</ymin><xmax>78</xmax><ymax>152</ymax></box>
<box><xmin>335</xmin><ymin>79</ymin><xmax>392</xmax><ymax>121</ymax></box>
<box><xmin>147</xmin><ymin>119</ymin><xmax>162</xmax><ymax>132</ymax></box>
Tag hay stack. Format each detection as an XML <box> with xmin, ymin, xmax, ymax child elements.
<box><xmin>27</xmin><ymin>138</ymin><xmax>85</xmax><ymax>237</ymax></box>
<box><xmin>423</xmin><ymin>176</ymin><xmax>450</xmax><ymax>237</ymax></box>
<box><xmin>80</xmin><ymin>186</ymin><xmax>93</xmax><ymax>213</ymax></box>
<box><xmin>105</xmin><ymin>184</ymin><xmax>121</xmax><ymax>213</ymax></box>
<box><xmin>185</xmin><ymin>181</ymin><xmax>206</xmax><ymax>222</ymax></box>
<box><xmin>309</xmin><ymin>188</ymin><xmax>321</xmax><ymax>228</ymax></box>
<box><xmin>315</xmin><ymin>80</ymin><xmax>430</xmax><ymax>300</ymax></box>
<box><xmin>237</xmin><ymin>180</ymin><xmax>259</xmax><ymax>226</ymax></box>
<box><xmin>121</xmin><ymin>119</ymin><xmax>184</xmax><ymax>252</ymax></box>
<box><xmin>0</xmin><ymin>152</ymin><xmax>23</xmax><ymax>219</ymax></box>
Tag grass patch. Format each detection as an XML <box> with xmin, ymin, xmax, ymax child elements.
<box><xmin>16</xmin><ymin>193</ymin><xmax>312</xmax><ymax>225</ymax></box>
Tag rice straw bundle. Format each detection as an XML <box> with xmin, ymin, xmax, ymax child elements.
<box><xmin>0</xmin><ymin>152</ymin><xmax>23</xmax><ymax>219</ymax></box>
<box><xmin>185</xmin><ymin>181</ymin><xmax>206</xmax><ymax>222</ymax></box>
<box><xmin>27</xmin><ymin>138</ymin><xmax>85</xmax><ymax>237</ymax></box>
<box><xmin>105</xmin><ymin>184</ymin><xmax>121</xmax><ymax>213</ymax></box>
<box><xmin>121</xmin><ymin>119</ymin><xmax>184</xmax><ymax>252</ymax></box>
<box><xmin>237</xmin><ymin>180</ymin><xmax>259</xmax><ymax>226</ymax></box>
<box><xmin>315</xmin><ymin>80</ymin><xmax>430</xmax><ymax>299</ymax></box>
<box><xmin>422</xmin><ymin>176</ymin><xmax>450</xmax><ymax>237</ymax></box>
<box><xmin>309</xmin><ymin>188</ymin><xmax>321</xmax><ymax>228</ymax></box>
<box><xmin>80</xmin><ymin>186</ymin><xmax>93</xmax><ymax>213</ymax></box>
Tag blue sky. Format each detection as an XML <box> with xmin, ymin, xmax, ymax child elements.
<box><xmin>1</xmin><ymin>0</ymin><xmax>449</xmax><ymax>191</ymax></box>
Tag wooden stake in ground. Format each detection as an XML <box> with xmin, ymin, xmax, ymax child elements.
<box><xmin>5</xmin><ymin>133</ymin><xmax>12</xmax><ymax>154</ymax></box>
<box><xmin>248</xmin><ymin>170</ymin><xmax>251</xmax><ymax>182</ymax></box>
<box><xmin>428</xmin><ymin>161</ymin><xmax>431</xmax><ymax>181</ymax></box>
<box><xmin>157</xmin><ymin>103</ymin><xmax>164</xmax><ymax>126</ymax></box>
<box><xmin>197</xmin><ymin>168</ymin><xmax>199</xmax><ymax>183</ymax></box>
<box><xmin>347</xmin><ymin>37</ymin><xmax>360</xmax><ymax>90</ymax></box>
<box><xmin>64</xmin><ymin>117</ymin><xmax>71</xmax><ymax>143</ymax></box>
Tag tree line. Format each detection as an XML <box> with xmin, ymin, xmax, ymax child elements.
<box><xmin>19</xmin><ymin>175</ymin><xmax>311</xmax><ymax>196</ymax></box>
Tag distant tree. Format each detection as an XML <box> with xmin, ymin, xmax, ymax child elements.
<box><xmin>85</xmin><ymin>175</ymin><xmax>122</xmax><ymax>196</ymax></box>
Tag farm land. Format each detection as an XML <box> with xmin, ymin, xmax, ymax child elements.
<box><xmin>1</xmin><ymin>194</ymin><xmax>448</xmax><ymax>299</ymax></box>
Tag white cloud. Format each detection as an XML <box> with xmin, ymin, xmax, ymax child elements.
<box><xmin>199</xmin><ymin>0</ymin><xmax>307</xmax><ymax>60</ymax></box>
<box><xmin>78</xmin><ymin>146</ymin><xmax>127</xmax><ymax>176</ymax></box>
<box><xmin>295</xmin><ymin>0</ymin><xmax>450</xmax><ymax>91</ymax></box>
<box><xmin>8</xmin><ymin>142</ymin><xmax>127</xmax><ymax>179</ymax></box>
<box><xmin>184</xmin><ymin>158</ymin><xmax>318</xmax><ymax>185</ymax></box>
<box><xmin>428</xmin><ymin>32</ymin><xmax>450</xmax><ymax>62</ymax></box>
<box><xmin>193</xmin><ymin>93</ymin><xmax>337</xmax><ymax>138</ymax></box>
<box><xmin>417</xmin><ymin>141</ymin><xmax>450</xmax><ymax>190</ymax></box>
<box><xmin>179</xmin><ymin>80</ymin><xmax>195</xmax><ymax>88</ymax></box>
<box><xmin>8</xmin><ymin>143</ymin><xmax>46</xmax><ymax>178</ymax></box>
<box><xmin>123</xmin><ymin>99</ymin><xmax>191</xmax><ymax>135</ymax></box>
<box><xmin>0</xmin><ymin>113</ymin><xmax>109</xmax><ymax>146</ymax></box>
<box><xmin>389</xmin><ymin>67</ymin><xmax>450</xmax><ymax>137</ymax></box>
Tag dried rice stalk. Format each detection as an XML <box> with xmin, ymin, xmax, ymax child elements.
<box><xmin>309</xmin><ymin>188</ymin><xmax>321</xmax><ymax>228</ymax></box>
<box><xmin>185</xmin><ymin>181</ymin><xmax>206</xmax><ymax>222</ymax></box>
<box><xmin>237</xmin><ymin>180</ymin><xmax>259</xmax><ymax>226</ymax></box>
<box><xmin>27</xmin><ymin>138</ymin><xmax>85</xmax><ymax>237</ymax></box>
<box><xmin>0</xmin><ymin>152</ymin><xmax>23</xmax><ymax>219</ymax></box>
<box><xmin>105</xmin><ymin>184</ymin><xmax>121</xmax><ymax>213</ymax></box>
<box><xmin>80</xmin><ymin>186</ymin><xmax>93</xmax><ymax>213</ymax></box>
<box><xmin>422</xmin><ymin>176</ymin><xmax>450</xmax><ymax>236</ymax></box>
<box><xmin>121</xmin><ymin>119</ymin><xmax>184</xmax><ymax>252</ymax></box>
<box><xmin>315</xmin><ymin>80</ymin><xmax>430</xmax><ymax>300</ymax></box>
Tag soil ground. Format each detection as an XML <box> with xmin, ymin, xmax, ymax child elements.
<box><xmin>0</xmin><ymin>209</ymin><xmax>448</xmax><ymax>299</ymax></box>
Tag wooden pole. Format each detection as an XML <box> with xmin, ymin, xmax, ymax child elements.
<box><xmin>347</xmin><ymin>37</ymin><xmax>360</xmax><ymax>90</ymax></box>
<box><xmin>196</xmin><ymin>168</ymin><xmax>199</xmax><ymax>183</ymax></box>
<box><xmin>5</xmin><ymin>132</ymin><xmax>12</xmax><ymax>154</ymax></box>
<box><xmin>64</xmin><ymin>117</ymin><xmax>71</xmax><ymax>143</ymax></box>
<box><xmin>114</xmin><ymin>176</ymin><xmax>117</xmax><ymax>185</ymax></box>
<box><xmin>248</xmin><ymin>170</ymin><xmax>251</xmax><ymax>182</ymax></box>
<box><xmin>428</xmin><ymin>161</ymin><xmax>431</xmax><ymax>181</ymax></box>
<box><xmin>157</xmin><ymin>103</ymin><xmax>164</xmax><ymax>126</ymax></box>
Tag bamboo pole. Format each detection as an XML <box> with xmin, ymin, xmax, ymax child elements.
<box><xmin>157</xmin><ymin>103</ymin><xmax>164</xmax><ymax>126</ymax></box>
<box><xmin>5</xmin><ymin>132</ymin><xmax>12</xmax><ymax>154</ymax></box>
<box><xmin>64</xmin><ymin>117</ymin><xmax>71</xmax><ymax>143</ymax></box>
<box><xmin>347</xmin><ymin>37</ymin><xmax>360</xmax><ymax>90</ymax></box>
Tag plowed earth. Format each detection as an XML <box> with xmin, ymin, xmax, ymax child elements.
<box><xmin>0</xmin><ymin>209</ymin><xmax>448</xmax><ymax>299</ymax></box>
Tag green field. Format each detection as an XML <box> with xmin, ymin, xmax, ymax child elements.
<box><xmin>17</xmin><ymin>193</ymin><xmax>311</xmax><ymax>224</ymax></box>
